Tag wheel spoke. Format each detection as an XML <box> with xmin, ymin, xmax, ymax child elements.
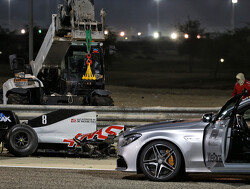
<box><xmin>152</xmin><ymin>145</ymin><xmax>162</xmax><ymax>158</ymax></box>
<box><xmin>156</xmin><ymin>164</ymin><xmax>163</xmax><ymax>178</ymax></box>
<box><xmin>143</xmin><ymin>159</ymin><xmax>157</xmax><ymax>163</ymax></box>
<box><xmin>165</xmin><ymin>150</ymin><xmax>174</xmax><ymax>160</ymax></box>
<box><xmin>162</xmin><ymin>149</ymin><xmax>173</xmax><ymax>159</ymax></box>
<box><xmin>143</xmin><ymin>146</ymin><xmax>158</xmax><ymax>163</ymax></box>
<box><xmin>15</xmin><ymin>133</ymin><xmax>29</xmax><ymax>147</ymax></box>
<box><xmin>164</xmin><ymin>151</ymin><xmax>176</xmax><ymax>171</ymax></box>
<box><xmin>145</xmin><ymin>162</ymin><xmax>158</xmax><ymax>167</ymax></box>
<box><xmin>144</xmin><ymin>161</ymin><xmax>158</xmax><ymax>176</ymax></box>
<box><xmin>164</xmin><ymin>160</ymin><xmax>176</xmax><ymax>171</ymax></box>
<box><xmin>162</xmin><ymin>163</ymin><xmax>175</xmax><ymax>173</ymax></box>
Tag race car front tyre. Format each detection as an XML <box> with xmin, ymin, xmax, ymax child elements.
<box><xmin>5</xmin><ymin>124</ymin><xmax>38</xmax><ymax>157</ymax></box>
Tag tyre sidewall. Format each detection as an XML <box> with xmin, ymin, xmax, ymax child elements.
<box><xmin>91</xmin><ymin>95</ymin><xmax>114</xmax><ymax>106</ymax></box>
<box><xmin>7</xmin><ymin>93</ymin><xmax>29</xmax><ymax>104</ymax></box>
<box><xmin>139</xmin><ymin>140</ymin><xmax>182</xmax><ymax>182</ymax></box>
<box><xmin>5</xmin><ymin>124</ymin><xmax>38</xmax><ymax>157</ymax></box>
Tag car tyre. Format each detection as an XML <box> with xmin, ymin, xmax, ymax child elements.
<box><xmin>7</xmin><ymin>93</ymin><xmax>29</xmax><ymax>104</ymax></box>
<box><xmin>5</xmin><ymin>124</ymin><xmax>38</xmax><ymax>157</ymax></box>
<box><xmin>139</xmin><ymin>140</ymin><xmax>182</xmax><ymax>181</ymax></box>
<box><xmin>91</xmin><ymin>95</ymin><xmax>114</xmax><ymax>106</ymax></box>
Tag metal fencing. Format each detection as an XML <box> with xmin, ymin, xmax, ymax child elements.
<box><xmin>0</xmin><ymin>105</ymin><xmax>220</xmax><ymax>128</ymax></box>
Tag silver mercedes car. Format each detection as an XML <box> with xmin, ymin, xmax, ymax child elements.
<box><xmin>116</xmin><ymin>90</ymin><xmax>250</xmax><ymax>181</ymax></box>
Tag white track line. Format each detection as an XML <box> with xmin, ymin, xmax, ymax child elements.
<box><xmin>0</xmin><ymin>165</ymin><xmax>116</xmax><ymax>171</ymax></box>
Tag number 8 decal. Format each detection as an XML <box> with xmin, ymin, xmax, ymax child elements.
<box><xmin>42</xmin><ymin>115</ymin><xmax>47</xmax><ymax>125</ymax></box>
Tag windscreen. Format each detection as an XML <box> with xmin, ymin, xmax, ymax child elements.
<box><xmin>217</xmin><ymin>101</ymin><xmax>235</xmax><ymax>120</ymax></box>
<box><xmin>68</xmin><ymin>51</ymin><xmax>87</xmax><ymax>73</ymax></box>
<box><xmin>65</xmin><ymin>45</ymin><xmax>102</xmax><ymax>75</ymax></box>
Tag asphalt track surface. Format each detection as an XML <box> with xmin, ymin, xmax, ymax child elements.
<box><xmin>1</xmin><ymin>167</ymin><xmax>250</xmax><ymax>189</ymax></box>
<box><xmin>0</xmin><ymin>152</ymin><xmax>250</xmax><ymax>189</ymax></box>
<box><xmin>0</xmin><ymin>151</ymin><xmax>250</xmax><ymax>188</ymax></box>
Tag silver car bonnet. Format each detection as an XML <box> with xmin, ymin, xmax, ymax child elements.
<box><xmin>124</xmin><ymin>119</ymin><xmax>206</xmax><ymax>136</ymax></box>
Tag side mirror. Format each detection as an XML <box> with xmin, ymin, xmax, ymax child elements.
<box><xmin>202</xmin><ymin>113</ymin><xmax>213</xmax><ymax>123</ymax></box>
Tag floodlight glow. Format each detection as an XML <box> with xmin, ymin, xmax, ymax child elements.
<box><xmin>21</xmin><ymin>29</ymin><xmax>26</xmax><ymax>34</ymax></box>
<box><xmin>220</xmin><ymin>58</ymin><xmax>225</xmax><ymax>63</ymax></box>
<box><xmin>171</xmin><ymin>33</ymin><xmax>177</xmax><ymax>39</ymax></box>
<box><xmin>184</xmin><ymin>34</ymin><xmax>189</xmax><ymax>39</ymax></box>
<box><xmin>138</xmin><ymin>32</ymin><xmax>142</xmax><ymax>36</ymax></box>
<box><xmin>197</xmin><ymin>35</ymin><xmax>201</xmax><ymax>39</ymax></box>
<box><xmin>104</xmin><ymin>30</ymin><xmax>109</xmax><ymax>35</ymax></box>
<box><xmin>232</xmin><ymin>0</ymin><xmax>238</xmax><ymax>3</ymax></box>
<box><xmin>153</xmin><ymin>32</ymin><xmax>160</xmax><ymax>39</ymax></box>
<box><xmin>125</xmin><ymin>37</ymin><xmax>128</xmax><ymax>40</ymax></box>
<box><xmin>120</xmin><ymin>31</ymin><xmax>125</xmax><ymax>37</ymax></box>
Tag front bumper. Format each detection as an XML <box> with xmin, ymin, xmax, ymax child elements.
<box><xmin>116</xmin><ymin>155</ymin><xmax>128</xmax><ymax>171</ymax></box>
<box><xmin>116</xmin><ymin>134</ymin><xmax>142</xmax><ymax>173</ymax></box>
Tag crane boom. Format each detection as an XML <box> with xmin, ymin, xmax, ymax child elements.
<box><xmin>30</xmin><ymin>0</ymin><xmax>105</xmax><ymax>77</ymax></box>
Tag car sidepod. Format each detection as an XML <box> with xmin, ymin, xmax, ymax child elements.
<box><xmin>28</xmin><ymin>110</ymin><xmax>97</xmax><ymax>150</ymax></box>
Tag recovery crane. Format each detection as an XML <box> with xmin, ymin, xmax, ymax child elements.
<box><xmin>2</xmin><ymin>0</ymin><xmax>114</xmax><ymax>106</ymax></box>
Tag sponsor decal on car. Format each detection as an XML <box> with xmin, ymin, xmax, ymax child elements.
<box><xmin>71</xmin><ymin>118</ymin><xmax>96</xmax><ymax>123</ymax></box>
<box><xmin>71</xmin><ymin>119</ymin><xmax>76</xmax><ymax>123</ymax></box>
<box><xmin>0</xmin><ymin>113</ymin><xmax>11</xmax><ymax>122</ymax></box>
<box><xmin>63</xmin><ymin>125</ymin><xmax>124</xmax><ymax>147</ymax></box>
<box><xmin>207</xmin><ymin>152</ymin><xmax>222</xmax><ymax>162</ymax></box>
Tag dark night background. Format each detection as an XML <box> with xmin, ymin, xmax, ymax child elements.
<box><xmin>1</xmin><ymin>0</ymin><xmax>250</xmax><ymax>33</ymax></box>
<box><xmin>0</xmin><ymin>0</ymin><xmax>250</xmax><ymax>89</ymax></box>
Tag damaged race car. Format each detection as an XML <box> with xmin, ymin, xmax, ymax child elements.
<box><xmin>0</xmin><ymin>109</ymin><xmax>124</xmax><ymax>157</ymax></box>
<box><xmin>116</xmin><ymin>90</ymin><xmax>250</xmax><ymax>181</ymax></box>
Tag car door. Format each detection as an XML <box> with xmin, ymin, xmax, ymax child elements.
<box><xmin>203</xmin><ymin>91</ymin><xmax>245</xmax><ymax>170</ymax></box>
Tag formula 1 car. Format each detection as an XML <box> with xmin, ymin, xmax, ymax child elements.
<box><xmin>116</xmin><ymin>90</ymin><xmax>250</xmax><ymax>181</ymax></box>
<box><xmin>0</xmin><ymin>109</ymin><xmax>124</xmax><ymax>157</ymax></box>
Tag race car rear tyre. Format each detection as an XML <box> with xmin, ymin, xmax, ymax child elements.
<box><xmin>5</xmin><ymin>124</ymin><xmax>38</xmax><ymax>157</ymax></box>
<box><xmin>139</xmin><ymin>140</ymin><xmax>183</xmax><ymax>181</ymax></box>
<box><xmin>91</xmin><ymin>95</ymin><xmax>114</xmax><ymax>106</ymax></box>
<box><xmin>7</xmin><ymin>93</ymin><xmax>29</xmax><ymax>104</ymax></box>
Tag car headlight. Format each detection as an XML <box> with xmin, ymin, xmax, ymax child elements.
<box><xmin>121</xmin><ymin>133</ymin><xmax>142</xmax><ymax>147</ymax></box>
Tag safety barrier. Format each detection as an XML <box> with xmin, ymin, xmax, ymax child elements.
<box><xmin>0</xmin><ymin>105</ymin><xmax>220</xmax><ymax>128</ymax></box>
